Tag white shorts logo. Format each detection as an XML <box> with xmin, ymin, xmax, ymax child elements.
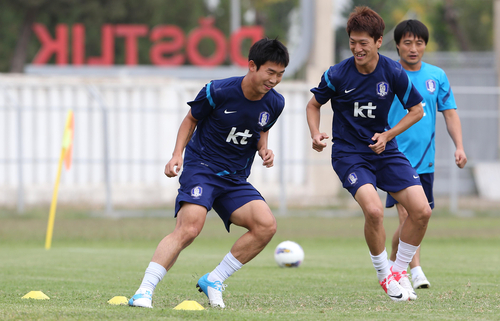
<box><xmin>191</xmin><ymin>186</ymin><xmax>203</xmax><ymax>198</ymax></box>
<box><xmin>348</xmin><ymin>172</ymin><xmax>358</xmax><ymax>185</ymax></box>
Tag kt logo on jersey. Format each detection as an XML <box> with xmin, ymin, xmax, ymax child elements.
<box><xmin>353</xmin><ymin>102</ymin><xmax>376</xmax><ymax>118</ymax></box>
<box><xmin>226</xmin><ymin>128</ymin><xmax>252</xmax><ymax>145</ymax></box>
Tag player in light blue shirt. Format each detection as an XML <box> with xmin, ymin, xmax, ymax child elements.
<box><xmin>386</xmin><ymin>20</ymin><xmax>467</xmax><ymax>289</ymax></box>
<box><xmin>129</xmin><ymin>38</ymin><xmax>289</xmax><ymax>309</ymax></box>
<box><xmin>307</xmin><ymin>7</ymin><xmax>431</xmax><ymax>302</ymax></box>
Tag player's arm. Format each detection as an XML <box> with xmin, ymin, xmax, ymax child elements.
<box><xmin>164</xmin><ymin>109</ymin><xmax>198</xmax><ymax>177</ymax></box>
<box><xmin>370</xmin><ymin>102</ymin><xmax>423</xmax><ymax>154</ymax></box>
<box><xmin>257</xmin><ymin>130</ymin><xmax>274</xmax><ymax>168</ymax></box>
<box><xmin>442</xmin><ymin>109</ymin><xmax>467</xmax><ymax>168</ymax></box>
<box><xmin>306</xmin><ymin>96</ymin><xmax>330</xmax><ymax>152</ymax></box>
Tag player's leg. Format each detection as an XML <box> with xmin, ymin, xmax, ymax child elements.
<box><xmin>355</xmin><ymin>184</ymin><xmax>386</xmax><ymax>257</ymax></box>
<box><xmin>355</xmin><ymin>184</ymin><xmax>409</xmax><ymax>302</ymax></box>
<box><xmin>151</xmin><ymin>203</ymin><xmax>207</xmax><ymax>269</ymax></box>
<box><xmin>376</xmin><ymin>152</ymin><xmax>429</xmax><ymax>300</ymax></box>
<box><xmin>389</xmin><ymin>185</ymin><xmax>431</xmax><ymax>299</ymax></box>
<box><xmin>391</xmin><ymin>185</ymin><xmax>431</xmax><ymax>250</ymax></box>
<box><xmin>199</xmin><ymin>200</ymin><xmax>275</xmax><ymax>308</ymax></box>
<box><xmin>389</xmin><ymin>202</ymin><xmax>408</xmax><ymax>263</ymax></box>
<box><xmin>332</xmin><ymin>155</ymin><xmax>408</xmax><ymax>301</ymax></box>
<box><xmin>197</xmin><ymin>184</ymin><xmax>275</xmax><ymax>308</ymax></box>
<box><xmin>129</xmin><ymin>203</ymin><xmax>207</xmax><ymax>308</ymax></box>
<box><xmin>228</xmin><ymin>199</ymin><xmax>277</xmax><ymax>263</ymax></box>
<box><xmin>408</xmin><ymin>173</ymin><xmax>434</xmax><ymax>288</ymax></box>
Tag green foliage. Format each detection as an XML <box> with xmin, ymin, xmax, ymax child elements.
<box><xmin>337</xmin><ymin>0</ymin><xmax>494</xmax><ymax>61</ymax></box>
<box><xmin>0</xmin><ymin>214</ymin><xmax>499</xmax><ymax>320</ymax></box>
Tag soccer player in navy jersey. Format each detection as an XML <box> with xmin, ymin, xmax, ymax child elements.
<box><xmin>306</xmin><ymin>6</ymin><xmax>432</xmax><ymax>302</ymax></box>
<box><xmin>129</xmin><ymin>38</ymin><xmax>289</xmax><ymax>309</ymax></box>
<box><xmin>386</xmin><ymin>20</ymin><xmax>467</xmax><ymax>289</ymax></box>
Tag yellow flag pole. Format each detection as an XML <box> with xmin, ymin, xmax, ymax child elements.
<box><xmin>45</xmin><ymin>147</ymin><xmax>66</xmax><ymax>250</ymax></box>
<box><xmin>45</xmin><ymin>110</ymin><xmax>73</xmax><ymax>250</ymax></box>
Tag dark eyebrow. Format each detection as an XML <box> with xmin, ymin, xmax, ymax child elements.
<box><xmin>267</xmin><ymin>67</ymin><xmax>286</xmax><ymax>74</ymax></box>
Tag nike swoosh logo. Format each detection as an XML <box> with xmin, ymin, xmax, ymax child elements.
<box><xmin>413</xmin><ymin>175</ymin><xmax>419</xmax><ymax>179</ymax></box>
<box><xmin>345</xmin><ymin>88</ymin><xmax>356</xmax><ymax>93</ymax></box>
<box><xmin>389</xmin><ymin>293</ymin><xmax>403</xmax><ymax>299</ymax></box>
<box><xmin>224</xmin><ymin>110</ymin><xmax>237</xmax><ymax>114</ymax></box>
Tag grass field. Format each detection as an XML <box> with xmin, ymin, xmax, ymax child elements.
<box><xmin>0</xmin><ymin>208</ymin><xmax>499</xmax><ymax>320</ymax></box>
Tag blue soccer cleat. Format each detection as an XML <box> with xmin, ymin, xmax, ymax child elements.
<box><xmin>196</xmin><ymin>273</ymin><xmax>227</xmax><ymax>308</ymax></box>
<box><xmin>128</xmin><ymin>289</ymin><xmax>153</xmax><ymax>308</ymax></box>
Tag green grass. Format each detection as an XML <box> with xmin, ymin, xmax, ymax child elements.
<box><xmin>0</xmin><ymin>209</ymin><xmax>499</xmax><ymax>320</ymax></box>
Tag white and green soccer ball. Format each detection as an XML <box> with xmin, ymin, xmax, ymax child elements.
<box><xmin>274</xmin><ymin>240</ymin><xmax>304</xmax><ymax>268</ymax></box>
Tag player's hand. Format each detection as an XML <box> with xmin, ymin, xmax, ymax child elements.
<box><xmin>369</xmin><ymin>132</ymin><xmax>389</xmax><ymax>154</ymax></box>
<box><xmin>312</xmin><ymin>133</ymin><xmax>329</xmax><ymax>152</ymax></box>
<box><xmin>455</xmin><ymin>149</ymin><xmax>467</xmax><ymax>168</ymax></box>
<box><xmin>164</xmin><ymin>154</ymin><xmax>183</xmax><ymax>177</ymax></box>
<box><xmin>259</xmin><ymin>148</ymin><xmax>274</xmax><ymax>168</ymax></box>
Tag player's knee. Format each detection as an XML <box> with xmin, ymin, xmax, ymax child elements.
<box><xmin>256</xmin><ymin>214</ymin><xmax>277</xmax><ymax>240</ymax></box>
<box><xmin>364</xmin><ymin>206</ymin><xmax>384</xmax><ymax>225</ymax></box>
<box><xmin>180</xmin><ymin>225</ymin><xmax>202</xmax><ymax>244</ymax></box>
<box><xmin>420</xmin><ymin>204</ymin><xmax>432</xmax><ymax>222</ymax></box>
<box><xmin>410</xmin><ymin>204</ymin><xmax>432</xmax><ymax>226</ymax></box>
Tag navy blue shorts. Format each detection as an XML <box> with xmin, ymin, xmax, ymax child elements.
<box><xmin>386</xmin><ymin>172</ymin><xmax>434</xmax><ymax>209</ymax></box>
<box><xmin>331</xmin><ymin>150</ymin><xmax>421</xmax><ymax>198</ymax></box>
<box><xmin>175</xmin><ymin>163</ymin><xmax>264</xmax><ymax>232</ymax></box>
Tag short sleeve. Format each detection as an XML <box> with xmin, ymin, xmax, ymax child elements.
<box><xmin>187</xmin><ymin>81</ymin><xmax>216</xmax><ymax>120</ymax></box>
<box><xmin>262</xmin><ymin>95</ymin><xmax>285</xmax><ymax>132</ymax></box>
<box><xmin>393</xmin><ymin>67</ymin><xmax>423</xmax><ymax>110</ymax></box>
<box><xmin>310</xmin><ymin>68</ymin><xmax>336</xmax><ymax>105</ymax></box>
<box><xmin>437</xmin><ymin>71</ymin><xmax>457</xmax><ymax>111</ymax></box>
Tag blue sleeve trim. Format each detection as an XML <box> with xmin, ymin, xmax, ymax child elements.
<box><xmin>206</xmin><ymin>82</ymin><xmax>216</xmax><ymax>109</ymax></box>
<box><xmin>402</xmin><ymin>74</ymin><xmax>412</xmax><ymax>105</ymax></box>
<box><xmin>324</xmin><ymin>70</ymin><xmax>336</xmax><ymax>92</ymax></box>
<box><xmin>442</xmin><ymin>89</ymin><xmax>451</xmax><ymax>104</ymax></box>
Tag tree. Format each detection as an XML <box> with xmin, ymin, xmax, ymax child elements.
<box><xmin>335</xmin><ymin>0</ymin><xmax>493</xmax><ymax>61</ymax></box>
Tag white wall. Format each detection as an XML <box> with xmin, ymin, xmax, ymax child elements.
<box><xmin>0</xmin><ymin>75</ymin><xmax>342</xmax><ymax>210</ymax></box>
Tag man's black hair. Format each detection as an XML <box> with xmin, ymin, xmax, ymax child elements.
<box><xmin>394</xmin><ymin>20</ymin><xmax>429</xmax><ymax>55</ymax></box>
<box><xmin>248</xmin><ymin>38</ymin><xmax>289</xmax><ymax>70</ymax></box>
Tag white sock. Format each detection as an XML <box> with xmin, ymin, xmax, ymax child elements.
<box><xmin>393</xmin><ymin>239</ymin><xmax>419</xmax><ymax>273</ymax></box>
<box><xmin>410</xmin><ymin>266</ymin><xmax>424</xmax><ymax>278</ymax></box>
<box><xmin>388</xmin><ymin>259</ymin><xmax>394</xmax><ymax>267</ymax></box>
<box><xmin>208</xmin><ymin>252</ymin><xmax>243</xmax><ymax>283</ymax></box>
<box><xmin>370</xmin><ymin>249</ymin><xmax>391</xmax><ymax>282</ymax></box>
<box><xmin>137</xmin><ymin>262</ymin><xmax>167</xmax><ymax>294</ymax></box>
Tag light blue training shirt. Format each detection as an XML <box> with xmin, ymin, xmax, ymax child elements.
<box><xmin>388</xmin><ymin>61</ymin><xmax>457</xmax><ymax>174</ymax></box>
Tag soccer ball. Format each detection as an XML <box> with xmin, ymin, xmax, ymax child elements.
<box><xmin>274</xmin><ymin>240</ymin><xmax>304</xmax><ymax>267</ymax></box>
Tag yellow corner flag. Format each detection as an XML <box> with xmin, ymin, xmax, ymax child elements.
<box><xmin>45</xmin><ymin>110</ymin><xmax>74</xmax><ymax>250</ymax></box>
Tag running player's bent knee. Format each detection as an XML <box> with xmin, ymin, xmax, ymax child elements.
<box><xmin>179</xmin><ymin>225</ymin><xmax>202</xmax><ymax>244</ymax></box>
<box><xmin>255</xmin><ymin>218</ymin><xmax>277</xmax><ymax>241</ymax></box>
<box><xmin>364</xmin><ymin>206</ymin><xmax>384</xmax><ymax>225</ymax></box>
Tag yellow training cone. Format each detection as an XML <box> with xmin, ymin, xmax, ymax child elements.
<box><xmin>107</xmin><ymin>296</ymin><xmax>128</xmax><ymax>305</ymax></box>
<box><xmin>22</xmin><ymin>291</ymin><xmax>50</xmax><ymax>300</ymax></box>
<box><xmin>173</xmin><ymin>300</ymin><xmax>205</xmax><ymax>310</ymax></box>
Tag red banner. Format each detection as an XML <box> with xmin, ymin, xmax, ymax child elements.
<box><xmin>32</xmin><ymin>19</ymin><xmax>264</xmax><ymax>67</ymax></box>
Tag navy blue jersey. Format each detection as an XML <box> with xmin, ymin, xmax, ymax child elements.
<box><xmin>311</xmin><ymin>55</ymin><xmax>423</xmax><ymax>156</ymax></box>
<box><xmin>185</xmin><ymin>76</ymin><xmax>284</xmax><ymax>179</ymax></box>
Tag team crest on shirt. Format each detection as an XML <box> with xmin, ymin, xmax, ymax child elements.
<box><xmin>425</xmin><ymin>79</ymin><xmax>436</xmax><ymax>93</ymax></box>
<box><xmin>191</xmin><ymin>186</ymin><xmax>203</xmax><ymax>198</ymax></box>
<box><xmin>376</xmin><ymin>82</ymin><xmax>389</xmax><ymax>97</ymax></box>
<box><xmin>347</xmin><ymin>172</ymin><xmax>358</xmax><ymax>185</ymax></box>
<box><xmin>258</xmin><ymin>112</ymin><xmax>270</xmax><ymax>127</ymax></box>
